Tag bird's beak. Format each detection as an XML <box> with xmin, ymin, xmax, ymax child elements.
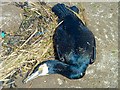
<box><xmin>23</xmin><ymin>63</ymin><xmax>49</xmax><ymax>83</ymax></box>
<box><xmin>23</xmin><ymin>70</ymin><xmax>41</xmax><ymax>84</ymax></box>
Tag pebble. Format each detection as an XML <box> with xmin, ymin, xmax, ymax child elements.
<box><xmin>57</xmin><ymin>78</ymin><xmax>63</xmax><ymax>85</ymax></box>
<box><xmin>44</xmin><ymin>81</ymin><xmax>47</xmax><ymax>83</ymax></box>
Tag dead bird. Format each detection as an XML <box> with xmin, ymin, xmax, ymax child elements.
<box><xmin>23</xmin><ymin>3</ymin><xmax>96</xmax><ymax>83</ymax></box>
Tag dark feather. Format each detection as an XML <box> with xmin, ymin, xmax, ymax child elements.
<box><xmin>53</xmin><ymin>10</ymin><xmax>96</xmax><ymax>65</ymax></box>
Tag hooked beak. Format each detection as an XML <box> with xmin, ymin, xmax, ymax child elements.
<box><xmin>23</xmin><ymin>70</ymin><xmax>40</xmax><ymax>84</ymax></box>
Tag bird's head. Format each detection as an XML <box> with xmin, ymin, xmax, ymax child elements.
<box><xmin>23</xmin><ymin>62</ymin><xmax>49</xmax><ymax>83</ymax></box>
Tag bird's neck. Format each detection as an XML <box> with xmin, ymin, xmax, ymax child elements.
<box><xmin>45</xmin><ymin>59</ymin><xmax>89</xmax><ymax>79</ymax></box>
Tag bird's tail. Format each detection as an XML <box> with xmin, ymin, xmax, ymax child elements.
<box><xmin>52</xmin><ymin>3</ymin><xmax>79</xmax><ymax>21</ymax></box>
<box><xmin>52</xmin><ymin>3</ymin><xmax>70</xmax><ymax>20</ymax></box>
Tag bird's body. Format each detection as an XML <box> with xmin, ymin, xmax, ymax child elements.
<box><xmin>53</xmin><ymin>14</ymin><xmax>96</xmax><ymax>65</ymax></box>
<box><xmin>23</xmin><ymin>3</ymin><xmax>96</xmax><ymax>83</ymax></box>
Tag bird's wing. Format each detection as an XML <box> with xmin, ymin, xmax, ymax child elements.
<box><xmin>53</xmin><ymin>24</ymin><xmax>75</xmax><ymax>64</ymax></box>
<box><xmin>76</xmin><ymin>25</ymin><xmax>96</xmax><ymax>64</ymax></box>
<box><xmin>53</xmin><ymin>21</ymin><xmax>96</xmax><ymax>65</ymax></box>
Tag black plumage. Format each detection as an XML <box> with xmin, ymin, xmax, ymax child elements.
<box><xmin>52</xmin><ymin>3</ymin><xmax>96</xmax><ymax>64</ymax></box>
<box><xmin>23</xmin><ymin>3</ymin><xmax>96</xmax><ymax>83</ymax></box>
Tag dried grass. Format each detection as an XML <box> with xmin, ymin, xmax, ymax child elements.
<box><xmin>0</xmin><ymin>2</ymin><xmax>57</xmax><ymax>87</ymax></box>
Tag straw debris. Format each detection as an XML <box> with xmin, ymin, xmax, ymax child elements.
<box><xmin>0</xmin><ymin>2</ymin><xmax>57</xmax><ymax>87</ymax></box>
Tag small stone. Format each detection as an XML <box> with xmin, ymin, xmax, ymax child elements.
<box><xmin>44</xmin><ymin>81</ymin><xmax>47</xmax><ymax>83</ymax></box>
<box><xmin>57</xmin><ymin>78</ymin><xmax>63</xmax><ymax>85</ymax></box>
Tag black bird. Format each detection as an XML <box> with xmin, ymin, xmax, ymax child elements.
<box><xmin>23</xmin><ymin>3</ymin><xmax>96</xmax><ymax>83</ymax></box>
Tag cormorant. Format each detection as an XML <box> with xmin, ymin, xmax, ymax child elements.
<box><xmin>23</xmin><ymin>3</ymin><xmax>96</xmax><ymax>83</ymax></box>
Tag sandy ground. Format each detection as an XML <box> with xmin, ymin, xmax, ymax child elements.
<box><xmin>0</xmin><ymin>2</ymin><xmax>118</xmax><ymax>88</ymax></box>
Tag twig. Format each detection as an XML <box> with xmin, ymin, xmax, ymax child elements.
<box><xmin>0</xmin><ymin>70</ymin><xmax>16</xmax><ymax>80</ymax></box>
<box><xmin>41</xmin><ymin>42</ymin><xmax>52</xmax><ymax>58</ymax></box>
<box><xmin>31</xmin><ymin>36</ymin><xmax>43</xmax><ymax>46</ymax></box>
<box><xmin>20</xmin><ymin>28</ymin><xmax>38</xmax><ymax>49</ymax></box>
<box><xmin>56</xmin><ymin>20</ymin><xmax>64</xmax><ymax>29</ymax></box>
<box><xmin>0</xmin><ymin>53</ymin><xmax>23</xmax><ymax>72</ymax></box>
<box><xmin>23</xmin><ymin>59</ymin><xmax>36</xmax><ymax>63</ymax></box>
